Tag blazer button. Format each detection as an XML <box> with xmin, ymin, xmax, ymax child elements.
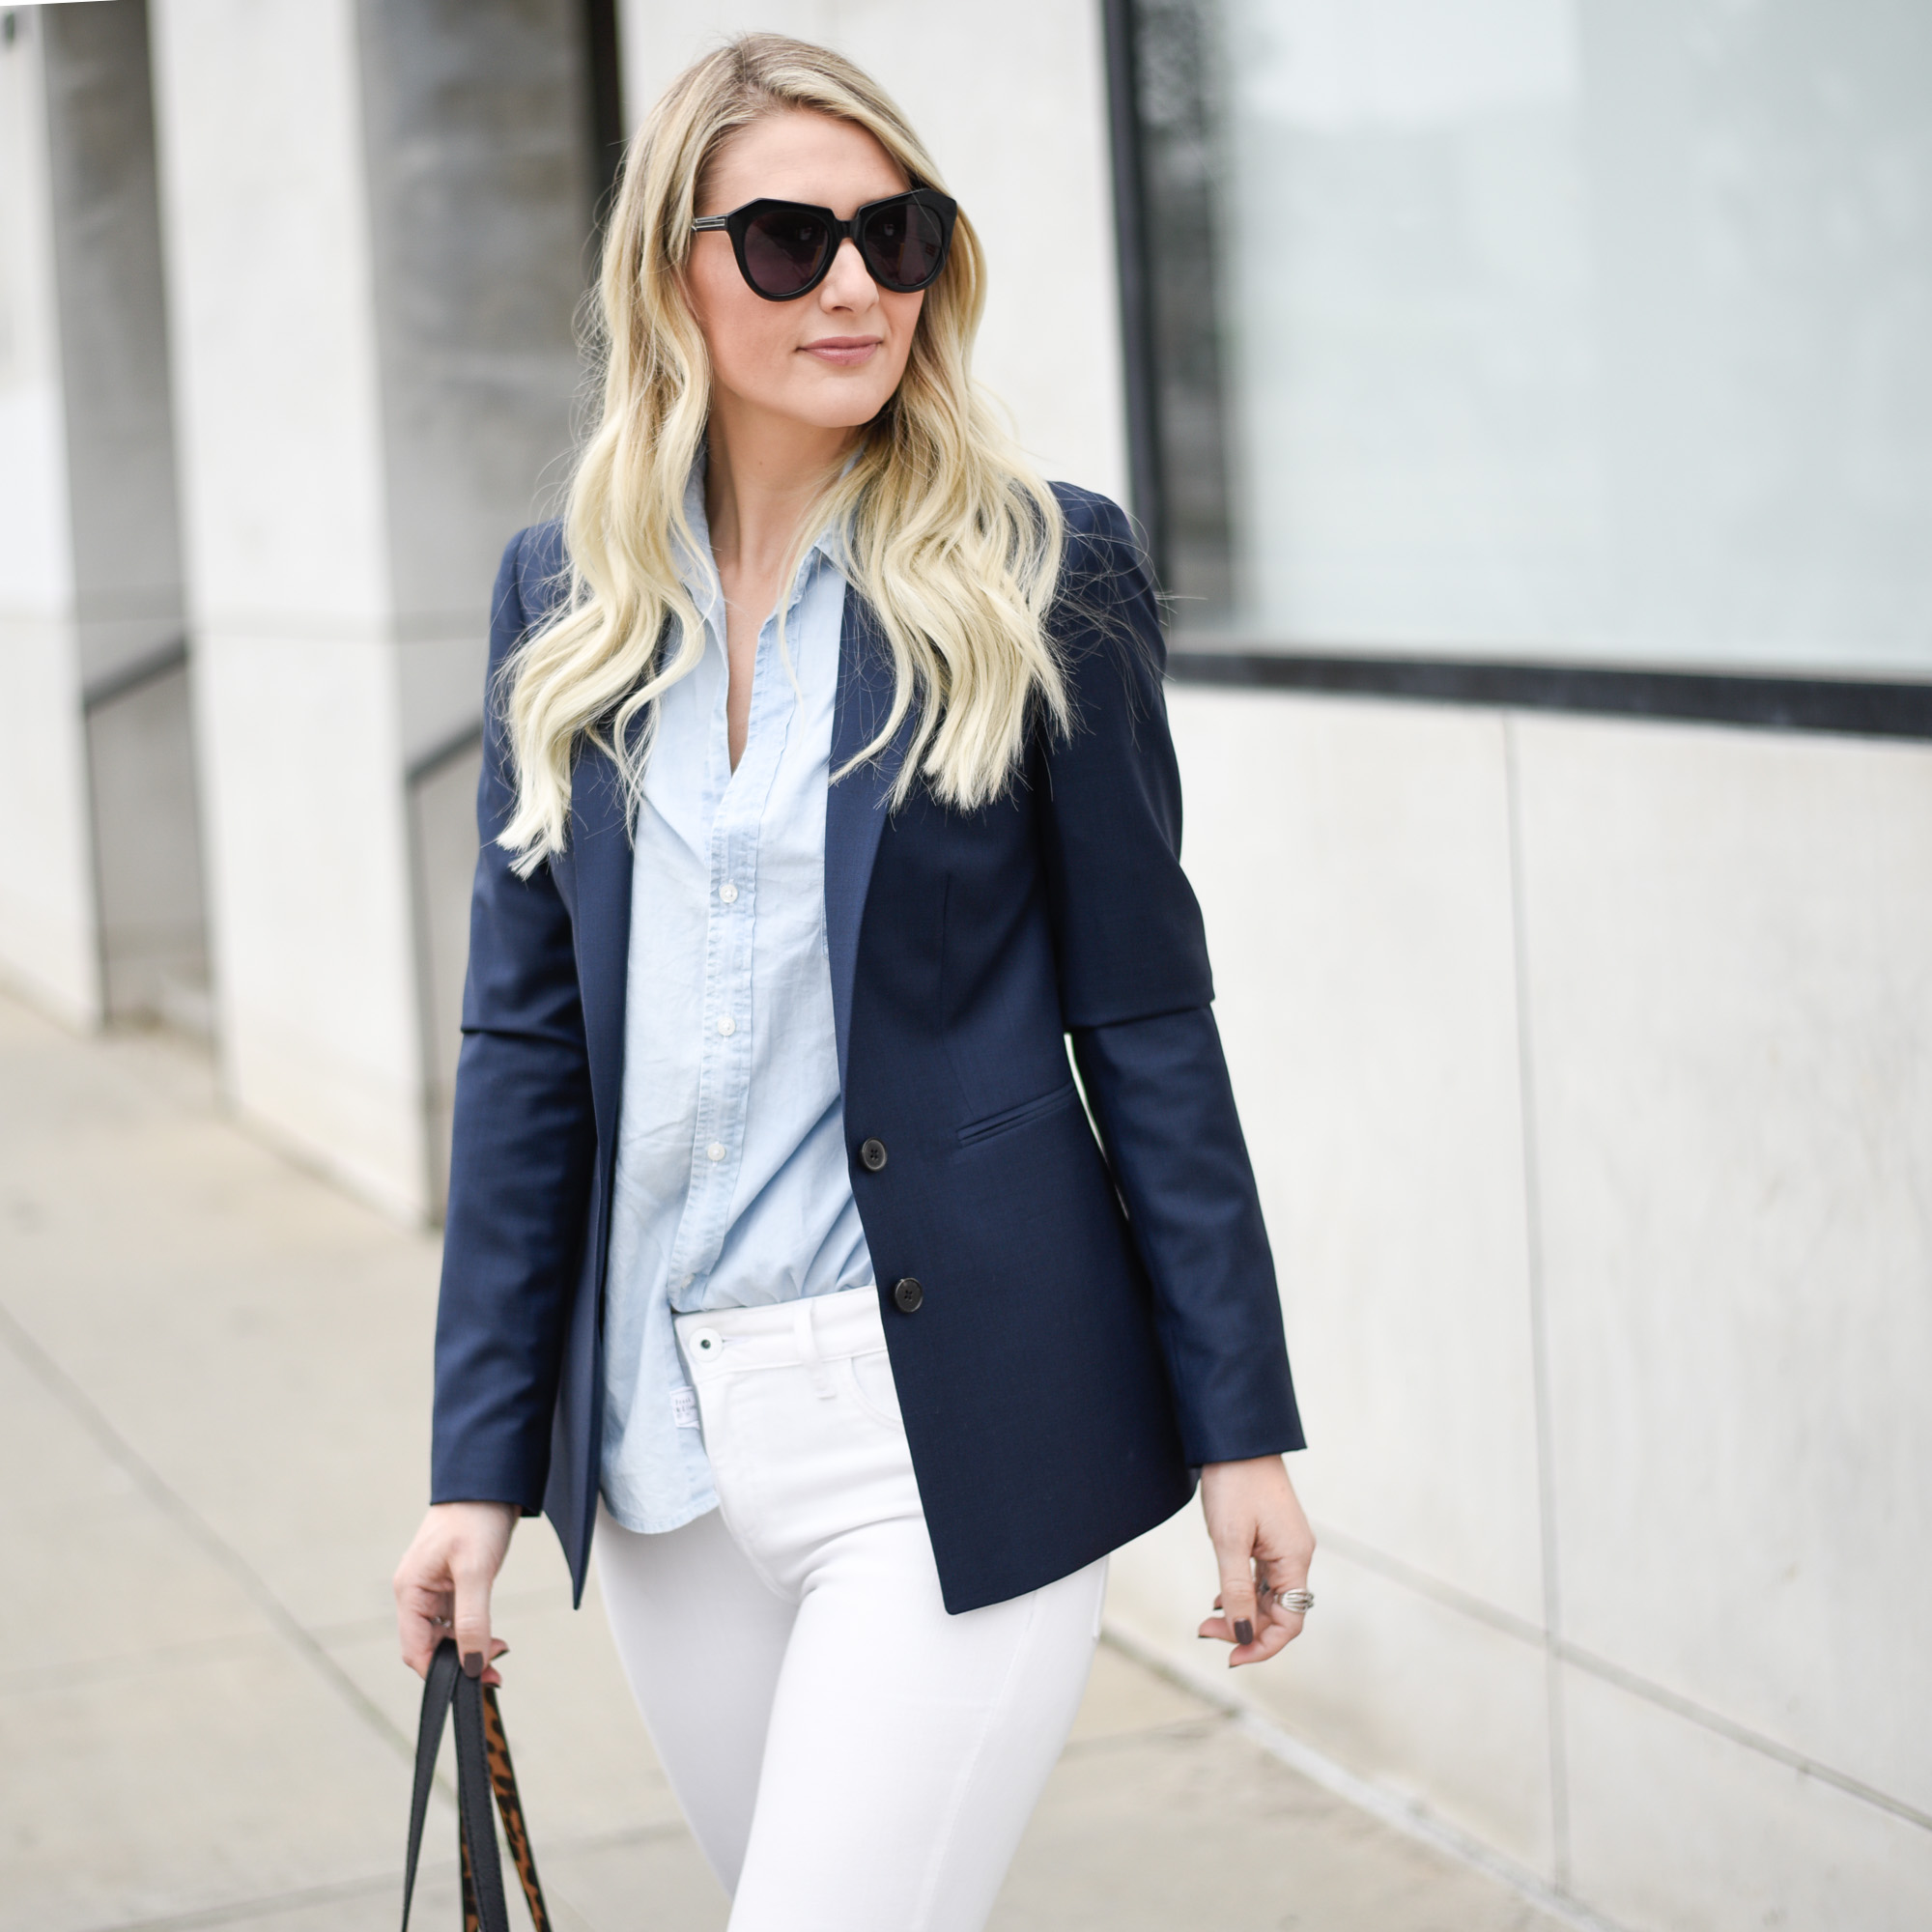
<box><xmin>860</xmin><ymin>1138</ymin><xmax>888</xmax><ymax>1172</ymax></box>
<box><xmin>893</xmin><ymin>1277</ymin><xmax>923</xmax><ymax>1313</ymax></box>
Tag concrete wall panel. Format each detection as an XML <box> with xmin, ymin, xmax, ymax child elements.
<box><xmin>1561</xmin><ymin>1663</ymin><xmax>1932</xmax><ymax>1932</ymax></box>
<box><xmin>357</xmin><ymin>0</ymin><xmax>592</xmax><ymax>631</ymax></box>
<box><xmin>0</xmin><ymin>17</ymin><xmax>97</xmax><ymax>1026</ymax></box>
<box><xmin>1260</xmin><ymin>1549</ymin><xmax>1553</xmax><ymax>1877</ymax></box>
<box><xmin>1111</xmin><ymin>1521</ymin><xmax>1557</xmax><ymax>1878</ymax></box>
<box><xmin>0</xmin><ymin>20</ymin><xmax>73</xmax><ymax>616</ymax></box>
<box><xmin>84</xmin><ymin>662</ymin><xmax>208</xmax><ymax>1025</ymax></box>
<box><xmin>1515</xmin><ymin>716</ymin><xmax>1932</xmax><ymax>1816</ymax></box>
<box><xmin>192</xmin><ymin>630</ymin><xmax>424</xmax><ymax>1215</ymax></box>
<box><xmin>41</xmin><ymin>0</ymin><xmax>184</xmax><ymax>689</ymax></box>
<box><xmin>1165</xmin><ymin>688</ymin><xmax>1548</xmax><ymax>1624</ymax></box>
<box><xmin>1120</xmin><ymin>690</ymin><xmax>1932</xmax><ymax>1919</ymax></box>
<box><xmin>151</xmin><ymin>0</ymin><xmax>392</xmax><ymax>628</ymax></box>
<box><xmin>0</xmin><ymin>619</ymin><xmax>99</xmax><ymax>1027</ymax></box>
<box><xmin>38</xmin><ymin>0</ymin><xmax>204</xmax><ymax>1029</ymax></box>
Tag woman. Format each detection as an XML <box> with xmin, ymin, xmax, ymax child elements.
<box><xmin>395</xmin><ymin>33</ymin><xmax>1312</xmax><ymax>1929</ymax></box>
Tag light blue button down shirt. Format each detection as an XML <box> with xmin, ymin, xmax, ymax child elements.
<box><xmin>599</xmin><ymin>469</ymin><xmax>875</xmax><ymax>1534</ymax></box>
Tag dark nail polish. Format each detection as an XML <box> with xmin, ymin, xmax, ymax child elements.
<box><xmin>463</xmin><ymin>1651</ymin><xmax>484</xmax><ymax>1679</ymax></box>
<box><xmin>1234</xmin><ymin>1619</ymin><xmax>1254</xmax><ymax>1646</ymax></box>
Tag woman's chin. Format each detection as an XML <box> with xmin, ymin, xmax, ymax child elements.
<box><xmin>765</xmin><ymin>374</ymin><xmax>900</xmax><ymax>434</ymax></box>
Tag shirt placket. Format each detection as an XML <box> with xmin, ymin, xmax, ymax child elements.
<box><xmin>664</xmin><ymin>555</ymin><xmax>815</xmax><ymax>1303</ymax></box>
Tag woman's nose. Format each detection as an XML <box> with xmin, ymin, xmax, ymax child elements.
<box><xmin>819</xmin><ymin>236</ymin><xmax>877</xmax><ymax>306</ymax></box>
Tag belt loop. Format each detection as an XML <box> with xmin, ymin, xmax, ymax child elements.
<box><xmin>793</xmin><ymin>1297</ymin><xmax>836</xmax><ymax>1400</ymax></box>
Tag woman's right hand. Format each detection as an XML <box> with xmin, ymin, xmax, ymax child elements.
<box><xmin>394</xmin><ymin>1501</ymin><xmax>519</xmax><ymax>1686</ymax></box>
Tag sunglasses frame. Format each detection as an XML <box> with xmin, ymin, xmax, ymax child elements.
<box><xmin>691</xmin><ymin>188</ymin><xmax>958</xmax><ymax>301</ymax></box>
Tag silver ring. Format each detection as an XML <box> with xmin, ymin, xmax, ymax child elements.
<box><xmin>1272</xmin><ymin>1587</ymin><xmax>1314</xmax><ymax>1616</ymax></box>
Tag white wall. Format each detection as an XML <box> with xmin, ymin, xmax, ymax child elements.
<box><xmin>148</xmin><ymin>0</ymin><xmax>593</xmax><ymax>1221</ymax></box>
<box><xmin>617</xmin><ymin>0</ymin><xmax>1129</xmax><ymax>505</ymax></box>
<box><xmin>149</xmin><ymin>0</ymin><xmax>425</xmax><ymax>1216</ymax></box>
<box><xmin>1109</xmin><ymin>688</ymin><xmax>1932</xmax><ymax>1928</ymax></box>
<box><xmin>0</xmin><ymin>2</ymin><xmax>200</xmax><ymax>1032</ymax></box>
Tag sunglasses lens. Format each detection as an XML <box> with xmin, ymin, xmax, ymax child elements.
<box><xmin>859</xmin><ymin>197</ymin><xmax>948</xmax><ymax>290</ymax></box>
<box><xmin>741</xmin><ymin>206</ymin><xmax>832</xmax><ymax>297</ymax></box>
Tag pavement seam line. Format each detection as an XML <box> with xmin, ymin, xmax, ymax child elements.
<box><xmin>1098</xmin><ymin>1623</ymin><xmax>1629</xmax><ymax>1932</ymax></box>
<box><xmin>0</xmin><ymin>1294</ymin><xmax>422</xmax><ymax>1774</ymax></box>
<box><xmin>79</xmin><ymin>1820</ymin><xmax>696</xmax><ymax>1932</ymax></box>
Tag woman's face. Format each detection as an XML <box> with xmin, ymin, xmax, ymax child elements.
<box><xmin>687</xmin><ymin>110</ymin><xmax>926</xmax><ymax>435</ymax></box>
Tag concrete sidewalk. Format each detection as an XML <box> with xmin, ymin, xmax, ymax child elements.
<box><xmin>0</xmin><ymin>989</ymin><xmax>1565</xmax><ymax>1931</ymax></box>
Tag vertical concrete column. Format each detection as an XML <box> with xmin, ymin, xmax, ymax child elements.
<box><xmin>150</xmin><ymin>0</ymin><xmax>595</xmax><ymax>1218</ymax></box>
<box><xmin>0</xmin><ymin>2</ymin><xmax>191</xmax><ymax>1028</ymax></box>
<box><xmin>0</xmin><ymin>9</ymin><xmax>95</xmax><ymax>1025</ymax></box>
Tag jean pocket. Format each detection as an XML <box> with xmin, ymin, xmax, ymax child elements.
<box><xmin>841</xmin><ymin>1346</ymin><xmax>906</xmax><ymax>1434</ymax></box>
<box><xmin>955</xmin><ymin>1080</ymin><xmax>1079</xmax><ymax>1147</ymax></box>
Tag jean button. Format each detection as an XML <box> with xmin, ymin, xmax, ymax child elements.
<box><xmin>691</xmin><ymin>1327</ymin><xmax>724</xmax><ymax>1356</ymax></box>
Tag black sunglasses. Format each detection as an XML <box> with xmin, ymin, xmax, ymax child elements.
<box><xmin>692</xmin><ymin>188</ymin><xmax>958</xmax><ymax>301</ymax></box>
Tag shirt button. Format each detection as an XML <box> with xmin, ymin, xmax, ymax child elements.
<box><xmin>859</xmin><ymin>1138</ymin><xmax>887</xmax><ymax>1172</ymax></box>
<box><xmin>893</xmin><ymin>1277</ymin><xmax>923</xmax><ymax>1313</ymax></box>
<box><xmin>719</xmin><ymin>881</ymin><xmax>738</xmax><ymax>903</ymax></box>
<box><xmin>706</xmin><ymin>1142</ymin><xmax>724</xmax><ymax>1162</ymax></box>
<box><xmin>716</xmin><ymin>1014</ymin><xmax>735</xmax><ymax>1037</ymax></box>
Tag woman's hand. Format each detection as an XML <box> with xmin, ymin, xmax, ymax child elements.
<box><xmin>394</xmin><ymin>1501</ymin><xmax>519</xmax><ymax>1686</ymax></box>
<box><xmin>1198</xmin><ymin>1456</ymin><xmax>1316</xmax><ymax>1667</ymax></box>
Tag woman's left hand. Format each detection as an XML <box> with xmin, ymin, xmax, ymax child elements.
<box><xmin>1198</xmin><ymin>1456</ymin><xmax>1316</xmax><ymax>1666</ymax></box>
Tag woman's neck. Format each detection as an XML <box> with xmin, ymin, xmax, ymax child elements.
<box><xmin>702</xmin><ymin>395</ymin><xmax>858</xmax><ymax>584</ymax></box>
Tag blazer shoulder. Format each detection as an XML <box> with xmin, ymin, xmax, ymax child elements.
<box><xmin>1047</xmin><ymin>482</ymin><xmax>1158</xmax><ymax>619</ymax></box>
<box><xmin>505</xmin><ymin>519</ymin><xmax>571</xmax><ymax>628</ymax></box>
<box><xmin>1048</xmin><ymin>481</ymin><xmax>1141</xmax><ymax>559</ymax></box>
<box><xmin>1043</xmin><ymin>482</ymin><xmax>1164</xmax><ymax>689</ymax></box>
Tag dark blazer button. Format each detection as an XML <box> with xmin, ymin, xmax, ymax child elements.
<box><xmin>893</xmin><ymin>1276</ymin><xmax>923</xmax><ymax>1313</ymax></box>
<box><xmin>860</xmin><ymin>1138</ymin><xmax>888</xmax><ymax>1172</ymax></box>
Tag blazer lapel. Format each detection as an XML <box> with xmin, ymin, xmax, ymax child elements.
<box><xmin>825</xmin><ymin>592</ymin><xmax>910</xmax><ymax>1092</ymax></box>
<box><xmin>565</xmin><ymin>733</ymin><xmax>636</xmax><ymax>1149</ymax></box>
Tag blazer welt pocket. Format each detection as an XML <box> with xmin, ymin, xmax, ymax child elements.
<box><xmin>956</xmin><ymin>1081</ymin><xmax>1080</xmax><ymax>1148</ymax></box>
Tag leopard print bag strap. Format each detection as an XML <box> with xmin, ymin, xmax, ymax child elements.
<box><xmin>481</xmin><ymin>1684</ymin><xmax>553</xmax><ymax>1931</ymax></box>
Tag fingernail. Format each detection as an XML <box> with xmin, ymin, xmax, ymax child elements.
<box><xmin>463</xmin><ymin>1651</ymin><xmax>484</xmax><ymax>1679</ymax></box>
<box><xmin>1234</xmin><ymin>1619</ymin><xmax>1254</xmax><ymax>1646</ymax></box>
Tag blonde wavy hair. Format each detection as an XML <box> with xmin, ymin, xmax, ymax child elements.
<box><xmin>497</xmin><ymin>33</ymin><xmax>1068</xmax><ymax>872</ymax></box>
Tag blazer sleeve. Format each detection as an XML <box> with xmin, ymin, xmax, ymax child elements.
<box><xmin>430</xmin><ymin>526</ymin><xmax>598</xmax><ymax>1512</ymax></box>
<box><xmin>1037</xmin><ymin>486</ymin><xmax>1304</xmax><ymax>1465</ymax></box>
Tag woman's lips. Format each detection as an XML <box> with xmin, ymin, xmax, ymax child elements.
<box><xmin>801</xmin><ymin>336</ymin><xmax>882</xmax><ymax>367</ymax></box>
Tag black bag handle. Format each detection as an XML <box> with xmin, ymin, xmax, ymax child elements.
<box><xmin>402</xmin><ymin>1638</ymin><xmax>551</xmax><ymax>1932</ymax></box>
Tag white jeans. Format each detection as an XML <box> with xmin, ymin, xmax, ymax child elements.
<box><xmin>595</xmin><ymin>1286</ymin><xmax>1106</xmax><ymax>1932</ymax></box>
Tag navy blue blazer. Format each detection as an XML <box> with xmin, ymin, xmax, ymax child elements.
<box><xmin>432</xmin><ymin>484</ymin><xmax>1303</xmax><ymax>1614</ymax></box>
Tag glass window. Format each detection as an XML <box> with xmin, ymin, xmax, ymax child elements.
<box><xmin>1128</xmin><ymin>0</ymin><xmax>1932</xmax><ymax>676</ymax></box>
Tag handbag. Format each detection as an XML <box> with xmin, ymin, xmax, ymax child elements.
<box><xmin>401</xmin><ymin>1638</ymin><xmax>552</xmax><ymax>1932</ymax></box>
